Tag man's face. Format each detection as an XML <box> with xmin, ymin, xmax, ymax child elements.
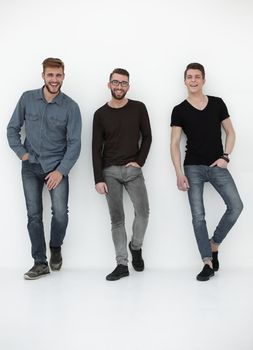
<box><xmin>184</xmin><ymin>69</ymin><xmax>205</xmax><ymax>94</ymax></box>
<box><xmin>42</xmin><ymin>67</ymin><xmax>65</xmax><ymax>95</ymax></box>
<box><xmin>108</xmin><ymin>73</ymin><xmax>129</xmax><ymax>100</ymax></box>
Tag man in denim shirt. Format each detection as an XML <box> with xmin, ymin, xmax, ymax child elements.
<box><xmin>7</xmin><ymin>58</ymin><xmax>82</xmax><ymax>280</ymax></box>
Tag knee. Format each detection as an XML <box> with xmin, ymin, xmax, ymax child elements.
<box><xmin>27</xmin><ymin>213</ymin><xmax>42</xmax><ymax>224</ymax></box>
<box><xmin>135</xmin><ymin>204</ymin><xmax>150</xmax><ymax>220</ymax></box>
<box><xmin>192</xmin><ymin>212</ymin><xmax>205</xmax><ymax>224</ymax></box>
<box><xmin>111</xmin><ymin>213</ymin><xmax>125</xmax><ymax>228</ymax></box>
<box><xmin>237</xmin><ymin>200</ymin><xmax>244</xmax><ymax>215</ymax></box>
<box><xmin>51</xmin><ymin>205</ymin><xmax>69</xmax><ymax>219</ymax></box>
<box><xmin>230</xmin><ymin>200</ymin><xmax>243</xmax><ymax>218</ymax></box>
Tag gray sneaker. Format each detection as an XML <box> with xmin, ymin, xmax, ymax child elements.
<box><xmin>128</xmin><ymin>242</ymin><xmax>144</xmax><ymax>271</ymax></box>
<box><xmin>106</xmin><ymin>264</ymin><xmax>129</xmax><ymax>281</ymax></box>
<box><xmin>49</xmin><ymin>247</ymin><xmax>62</xmax><ymax>271</ymax></box>
<box><xmin>24</xmin><ymin>263</ymin><xmax>50</xmax><ymax>280</ymax></box>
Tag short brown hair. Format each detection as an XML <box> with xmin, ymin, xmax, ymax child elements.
<box><xmin>42</xmin><ymin>57</ymin><xmax>65</xmax><ymax>73</ymax></box>
<box><xmin>109</xmin><ymin>68</ymin><xmax>129</xmax><ymax>81</ymax></box>
<box><xmin>184</xmin><ymin>62</ymin><xmax>205</xmax><ymax>79</ymax></box>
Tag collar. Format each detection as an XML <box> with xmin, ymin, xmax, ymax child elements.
<box><xmin>36</xmin><ymin>86</ymin><xmax>64</xmax><ymax>105</ymax></box>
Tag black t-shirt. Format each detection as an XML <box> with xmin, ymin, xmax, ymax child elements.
<box><xmin>92</xmin><ymin>99</ymin><xmax>152</xmax><ymax>184</ymax></box>
<box><xmin>171</xmin><ymin>96</ymin><xmax>229</xmax><ymax>165</ymax></box>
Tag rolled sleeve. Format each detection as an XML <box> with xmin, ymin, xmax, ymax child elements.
<box><xmin>7</xmin><ymin>93</ymin><xmax>28</xmax><ymax>159</ymax></box>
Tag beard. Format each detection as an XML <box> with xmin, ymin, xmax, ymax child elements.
<box><xmin>110</xmin><ymin>88</ymin><xmax>127</xmax><ymax>100</ymax></box>
<box><xmin>45</xmin><ymin>82</ymin><xmax>62</xmax><ymax>95</ymax></box>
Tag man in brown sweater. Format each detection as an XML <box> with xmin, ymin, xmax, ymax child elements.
<box><xmin>92</xmin><ymin>68</ymin><xmax>152</xmax><ymax>281</ymax></box>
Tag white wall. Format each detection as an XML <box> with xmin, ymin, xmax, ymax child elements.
<box><xmin>1</xmin><ymin>0</ymin><xmax>252</xmax><ymax>269</ymax></box>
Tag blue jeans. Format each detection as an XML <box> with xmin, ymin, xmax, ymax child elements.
<box><xmin>21</xmin><ymin>161</ymin><xmax>69</xmax><ymax>263</ymax></box>
<box><xmin>184</xmin><ymin>165</ymin><xmax>243</xmax><ymax>261</ymax></box>
<box><xmin>103</xmin><ymin>165</ymin><xmax>150</xmax><ymax>266</ymax></box>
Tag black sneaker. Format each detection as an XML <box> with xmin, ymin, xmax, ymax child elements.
<box><xmin>24</xmin><ymin>262</ymin><xmax>50</xmax><ymax>280</ymax></box>
<box><xmin>106</xmin><ymin>264</ymin><xmax>129</xmax><ymax>281</ymax></box>
<box><xmin>196</xmin><ymin>264</ymin><xmax>214</xmax><ymax>281</ymax></box>
<box><xmin>212</xmin><ymin>251</ymin><xmax>219</xmax><ymax>271</ymax></box>
<box><xmin>50</xmin><ymin>247</ymin><xmax>62</xmax><ymax>271</ymax></box>
<box><xmin>128</xmin><ymin>242</ymin><xmax>144</xmax><ymax>271</ymax></box>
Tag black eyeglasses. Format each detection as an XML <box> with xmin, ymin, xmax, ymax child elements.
<box><xmin>110</xmin><ymin>80</ymin><xmax>129</xmax><ymax>87</ymax></box>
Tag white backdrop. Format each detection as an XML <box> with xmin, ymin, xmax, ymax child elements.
<box><xmin>0</xmin><ymin>0</ymin><xmax>252</xmax><ymax>269</ymax></box>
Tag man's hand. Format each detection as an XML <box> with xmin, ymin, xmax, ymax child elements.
<box><xmin>210</xmin><ymin>158</ymin><xmax>228</xmax><ymax>168</ymax></box>
<box><xmin>22</xmin><ymin>153</ymin><xmax>29</xmax><ymax>161</ymax></box>
<box><xmin>177</xmin><ymin>174</ymin><xmax>190</xmax><ymax>191</ymax></box>
<box><xmin>125</xmin><ymin>162</ymin><xmax>141</xmax><ymax>168</ymax></box>
<box><xmin>45</xmin><ymin>171</ymin><xmax>63</xmax><ymax>190</ymax></box>
<box><xmin>95</xmin><ymin>182</ymin><xmax>108</xmax><ymax>194</ymax></box>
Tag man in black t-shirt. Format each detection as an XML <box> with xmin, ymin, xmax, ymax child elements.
<box><xmin>170</xmin><ymin>63</ymin><xmax>243</xmax><ymax>281</ymax></box>
<box><xmin>92</xmin><ymin>68</ymin><xmax>152</xmax><ymax>281</ymax></box>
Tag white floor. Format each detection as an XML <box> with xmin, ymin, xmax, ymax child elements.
<box><xmin>1</xmin><ymin>267</ymin><xmax>253</xmax><ymax>350</ymax></box>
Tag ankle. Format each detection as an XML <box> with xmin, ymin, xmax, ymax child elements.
<box><xmin>210</xmin><ymin>240</ymin><xmax>219</xmax><ymax>252</ymax></box>
<box><xmin>204</xmin><ymin>260</ymin><xmax>213</xmax><ymax>269</ymax></box>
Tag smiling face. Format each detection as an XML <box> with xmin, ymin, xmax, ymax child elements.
<box><xmin>42</xmin><ymin>67</ymin><xmax>65</xmax><ymax>96</ymax></box>
<box><xmin>108</xmin><ymin>73</ymin><xmax>130</xmax><ymax>100</ymax></box>
<box><xmin>184</xmin><ymin>69</ymin><xmax>205</xmax><ymax>94</ymax></box>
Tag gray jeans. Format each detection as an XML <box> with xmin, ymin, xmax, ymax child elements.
<box><xmin>103</xmin><ymin>165</ymin><xmax>150</xmax><ymax>266</ymax></box>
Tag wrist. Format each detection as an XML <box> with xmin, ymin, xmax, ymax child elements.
<box><xmin>176</xmin><ymin>171</ymin><xmax>184</xmax><ymax>177</ymax></box>
<box><xmin>220</xmin><ymin>154</ymin><xmax>230</xmax><ymax>163</ymax></box>
<box><xmin>22</xmin><ymin>153</ymin><xmax>29</xmax><ymax>161</ymax></box>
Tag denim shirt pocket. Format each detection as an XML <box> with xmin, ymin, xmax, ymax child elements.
<box><xmin>25</xmin><ymin>113</ymin><xmax>40</xmax><ymax>135</ymax></box>
<box><xmin>26</xmin><ymin>113</ymin><xmax>39</xmax><ymax>121</ymax></box>
<box><xmin>48</xmin><ymin>115</ymin><xmax>67</xmax><ymax>128</ymax></box>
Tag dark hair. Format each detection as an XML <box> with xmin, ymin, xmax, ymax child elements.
<box><xmin>184</xmin><ymin>63</ymin><xmax>205</xmax><ymax>79</ymax></box>
<box><xmin>109</xmin><ymin>68</ymin><xmax>129</xmax><ymax>81</ymax></box>
<box><xmin>42</xmin><ymin>57</ymin><xmax>65</xmax><ymax>73</ymax></box>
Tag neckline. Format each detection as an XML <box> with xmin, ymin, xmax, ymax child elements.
<box><xmin>107</xmin><ymin>99</ymin><xmax>129</xmax><ymax>110</ymax></box>
<box><xmin>185</xmin><ymin>96</ymin><xmax>209</xmax><ymax>111</ymax></box>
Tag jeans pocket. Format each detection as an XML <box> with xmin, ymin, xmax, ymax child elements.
<box><xmin>128</xmin><ymin>165</ymin><xmax>141</xmax><ymax>172</ymax></box>
<box><xmin>213</xmin><ymin>165</ymin><xmax>228</xmax><ymax>171</ymax></box>
<box><xmin>127</xmin><ymin>165</ymin><xmax>142</xmax><ymax>180</ymax></box>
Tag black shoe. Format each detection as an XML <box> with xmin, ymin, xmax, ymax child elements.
<box><xmin>196</xmin><ymin>264</ymin><xmax>214</xmax><ymax>281</ymax></box>
<box><xmin>50</xmin><ymin>247</ymin><xmax>62</xmax><ymax>271</ymax></box>
<box><xmin>128</xmin><ymin>242</ymin><xmax>144</xmax><ymax>271</ymax></box>
<box><xmin>212</xmin><ymin>251</ymin><xmax>219</xmax><ymax>271</ymax></box>
<box><xmin>106</xmin><ymin>264</ymin><xmax>129</xmax><ymax>281</ymax></box>
<box><xmin>24</xmin><ymin>262</ymin><xmax>50</xmax><ymax>280</ymax></box>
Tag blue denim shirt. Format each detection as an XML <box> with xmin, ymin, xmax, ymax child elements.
<box><xmin>7</xmin><ymin>88</ymin><xmax>82</xmax><ymax>176</ymax></box>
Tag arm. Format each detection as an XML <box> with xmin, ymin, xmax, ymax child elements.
<box><xmin>170</xmin><ymin>126</ymin><xmax>189</xmax><ymax>191</ymax></box>
<box><xmin>210</xmin><ymin>118</ymin><xmax>235</xmax><ymax>168</ymax></box>
<box><xmin>92</xmin><ymin>112</ymin><xmax>107</xmax><ymax>194</ymax></box>
<box><xmin>56</xmin><ymin>103</ymin><xmax>82</xmax><ymax>176</ymax></box>
<box><xmin>222</xmin><ymin>117</ymin><xmax>235</xmax><ymax>154</ymax></box>
<box><xmin>46</xmin><ymin>103</ymin><xmax>82</xmax><ymax>190</ymax></box>
<box><xmin>135</xmin><ymin>103</ymin><xmax>152</xmax><ymax>166</ymax></box>
<box><xmin>7</xmin><ymin>94</ymin><xmax>29</xmax><ymax>160</ymax></box>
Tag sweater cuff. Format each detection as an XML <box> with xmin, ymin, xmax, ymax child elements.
<box><xmin>135</xmin><ymin>158</ymin><xmax>145</xmax><ymax>167</ymax></box>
